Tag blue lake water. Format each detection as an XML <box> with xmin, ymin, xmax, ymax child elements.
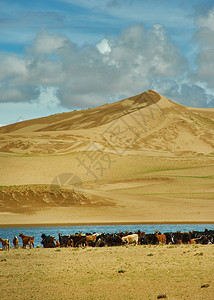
<box><xmin>0</xmin><ymin>224</ymin><xmax>213</xmax><ymax>247</ymax></box>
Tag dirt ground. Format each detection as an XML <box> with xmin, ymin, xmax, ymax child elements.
<box><xmin>0</xmin><ymin>244</ymin><xmax>213</xmax><ymax>300</ymax></box>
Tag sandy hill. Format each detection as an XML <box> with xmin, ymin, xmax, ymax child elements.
<box><xmin>0</xmin><ymin>90</ymin><xmax>213</xmax><ymax>155</ymax></box>
<box><xmin>0</xmin><ymin>90</ymin><xmax>214</xmax><ymax>225</ymax></box>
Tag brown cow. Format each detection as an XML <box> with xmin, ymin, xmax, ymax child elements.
<box><xmin>86</xmin><ymin>234</ymin><xmax>97</xmax><ymax>246</ymax></box>
<box><xmin>13</xmin><ymin>236</ymin><xmax>19</xmax><ymax>248</ymax></box>
<box><xmin>0</xmin><ymin>238</ymin><xmax>10</xmax><ymax>250</ymax></box>
<box><xmin>156</xmin><ymin>234</ymin><xmax>167</xmax><ymax>244</ymax></box>
<box><xmin>190</xmin><ymin>239</ymin><xmax>196</xmax><ymax>244</ymax></box>
<box><xmin>56</xmin><ymin>240</ymin><xmax>60</xmax><ymax>247</ymax></box>
<box><xmin>19</xmin><ymin>234</ymin><xmax>34</xmax><ymax>249</ymax></box>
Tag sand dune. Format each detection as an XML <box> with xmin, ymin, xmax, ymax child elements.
<box><xmin>0</xmin><ymin>90</ymin><xmax>213</xmax><ymax>225</ymax></box>
<box><xmin>0</xmin><ymin>90</ymin><xmax>213</xmax><ymax>155</ymax></box>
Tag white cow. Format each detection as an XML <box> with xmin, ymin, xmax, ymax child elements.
<box><xmin>121</xmin><ymin>234</ymin><xmax>138</xmax><ymax>245</ymax></box>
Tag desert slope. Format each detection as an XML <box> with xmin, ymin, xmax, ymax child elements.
<box><xmin>0</xmin><ymin>90</ymin><xmax>213</xmax><ymax>155</ymax></box>
<box><xmin>0</xmin><ymin>90</ymin><xmax>214</xmax><ymax>225</ymax></box>
<box><xmin>0</xmin><ymin>90</ymin><xmax>161</xmax><ymax>133</ymax></box>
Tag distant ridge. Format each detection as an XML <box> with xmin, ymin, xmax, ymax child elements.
<box><xmin>0</xmin><ymin>90</ymin><xmax>160</xmax><ymax>133</ymax></box>
<box><xmin>0</xmin><ymin>90</ymin><xmax>213</xmax><ymax>155</ymax></box>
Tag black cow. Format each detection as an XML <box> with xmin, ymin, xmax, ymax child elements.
<box><xmin>71</xmin><ymin>235</ymin><xmax>87</xmax><ymax>247</ymax></box>
<box><xmin>164</xmin><ymin>232</ymin><xmax>173</xmax><ymax>244</ymax></box>
<box><xmin>181</xmin><ymin>232</ymin><xmax>191</xmax><ymax>244</ymax></box>
<box><xmin>140</xmin><ymin>234</ymin><xmax>158</xmax><ymax>245</ymax></box>
<box><xmin>58</xmin><ymin>233</ymin><xmax>72</xmax><ymax>247</ymax></box>
<box><xmin>41</xmin><ymin>234</ymin><xmax>56</xmax><ymax>248</ymax></box>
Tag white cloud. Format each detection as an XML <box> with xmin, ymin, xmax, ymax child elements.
<box><xmin>96</xmin><ymin>39</ymin><xmax>111</xmax><ymax>54</ymax></box>
<box><xmin>196</xmin><ymin>7</ymin><xmax>214</xmax><ymax>32</ymax></box>
<box><xmin>152</xmin><ymin>79</ymin><xmax>214</xmax><ymax>108</ymax></box>
<box><xmin>194</xmin><ymin>7</ymin><xmax>214</xmax><ymax>88</ymax></box>
<box><xmin>1</xmin><ymin>18</ymin><xmax>214</xmax><ymax>110</ymax></box>
<box><xmin>39</xmin><ymin>86</ymin><xmax>61</xmax><ymax>108</ymax></box>
<box><xmin>0</xmin><ymin>24</ymin><xmax>187</xmax><ymax>108</ymax></box>
<box><xmin>0</xmin><ymin>53</ymin><xmax>27</xmax><ymax>80</ymax></box>
<box><xmin>56</xmin><ymin>23</ymin><xmax>186</xmax><ymax>108</ymax></box>
<box><xmin>29</xmin><ymin>30</ymin><xmax>67</xmax><ymax>56</ymax></box>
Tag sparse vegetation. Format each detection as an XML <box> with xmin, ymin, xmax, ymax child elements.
<box><xmin>0</xmin><ymin>244</ymin><xmax>213</xmax><ymax>299</ymax></box>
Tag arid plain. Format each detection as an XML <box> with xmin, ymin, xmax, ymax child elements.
<box><xmin>0</xmin><ymin>90</ymin><xmax>214</xmax><ymax>225</ymax></box>
<box><xmin>1</xmin><ymin>244</ymin><xmax>214</xmax><ymax>300</ymax></box>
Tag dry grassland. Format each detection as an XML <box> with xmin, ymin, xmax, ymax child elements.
<box><xmin>0</xmin><ymin>244</ymin><xmax>213</xmax><ymax>300</ymax></box>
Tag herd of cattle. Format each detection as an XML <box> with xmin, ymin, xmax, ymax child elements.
<box><xmin>0</xmin><ymin>229</ymin><xmax>214</xmax><ymax>250</ymax></box>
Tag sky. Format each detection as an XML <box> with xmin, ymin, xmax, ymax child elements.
<box><xmin>0</xmin><ymin>0</ymin><xmax>214</xmax><ymax>126</ymax></box>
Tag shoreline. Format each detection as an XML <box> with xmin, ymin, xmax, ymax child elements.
<box><xmin>0</xmin><ymin>220</ymin><xmax>214</xmax><ymax>228</ymax></box>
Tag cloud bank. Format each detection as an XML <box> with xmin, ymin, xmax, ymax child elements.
<box><xmin>0</xmin><ymin>6</ymin><xmax>214</xmax><ymax>109</ymax></box>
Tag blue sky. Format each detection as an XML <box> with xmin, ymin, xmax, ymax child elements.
<box><xmin>0</xmin><ymin>0</ymin><xmax>214</xmax><ymax>126</ymax></box>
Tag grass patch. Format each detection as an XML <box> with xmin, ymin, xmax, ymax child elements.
<box><xmin>194</xmin><ymin>252</ymin><xmax>204</xmax><ymax>256</ymax></box>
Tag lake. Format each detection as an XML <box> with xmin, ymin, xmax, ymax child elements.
<box><xmin>0</xmin><ymin>224</ymin><xmax>213</xmax><ymax>247</ymax></box>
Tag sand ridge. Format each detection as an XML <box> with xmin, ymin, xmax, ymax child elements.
<box><xmin>0</xmin><ymin>90</ymin><xmax>213</xmax><ymax>225</ymax></box>
<box><xmin>0</xmin><ymin>90</ymin><xmax>213</xmax><ymax>155</ymax></box>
